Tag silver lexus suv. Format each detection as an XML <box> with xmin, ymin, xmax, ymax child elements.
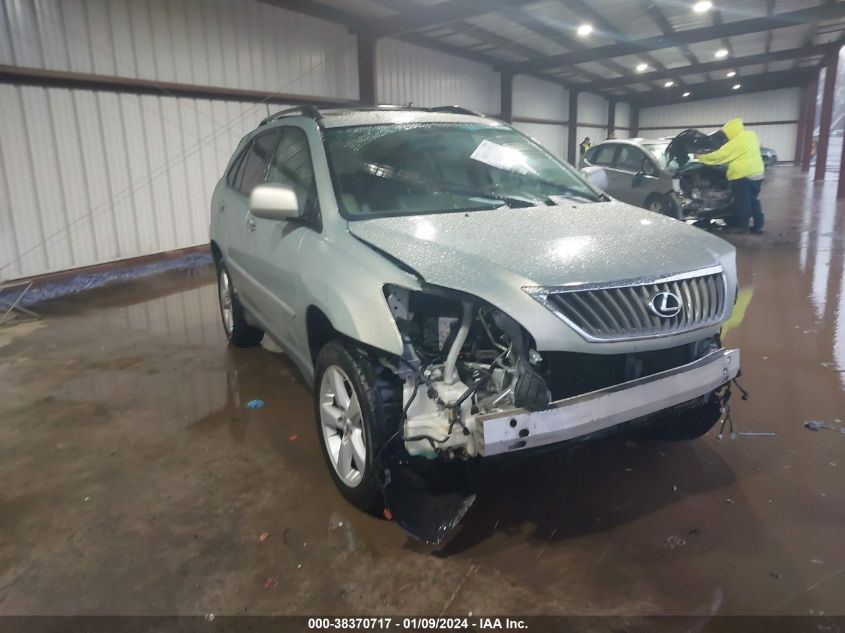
<box><xmin>210</xmin><ymin>106</ymin><xmax>740</xmax><ymax>525</ymax></box>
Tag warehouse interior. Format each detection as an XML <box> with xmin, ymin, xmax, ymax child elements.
<box><xmin>2</xmin><ymin>0</ymin><xmax>845</xmax><ymax>622</ymax></box>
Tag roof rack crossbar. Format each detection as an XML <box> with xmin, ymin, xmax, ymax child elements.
<box><xmin>260</xmin><ymin>105</ymin><xmax>323</xmax><ymax>126</ymax></box>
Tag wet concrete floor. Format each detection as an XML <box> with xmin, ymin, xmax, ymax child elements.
<box><xmin>1</xmin><ymin>167</ymin><xmax>844</xmax><ymax>616</ymax></box>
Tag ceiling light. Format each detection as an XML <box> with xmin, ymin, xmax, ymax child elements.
<box><xmin>726</xmin><ymin>70</ymin><xmax>736</xmax><ymax>77</ymax></box>
<box><xmin>715</xmin><ymin>48</ymin><xmax>729</xmax><ymax>58</ymax></box>
<box><xmin>683</xmin><ymin>91</ymin><xmax>691</xmax><ymax>97</ymax></box>
<box><xmin>732</xmin><ymin>83</ymin><xmax>741</xmax><ymax>90</ymax></box>
<box><xmin>693</xmin><ymin>1</ymin><xmax>713</xmax><ymax>13</ymax></box>
<box><xmin>636</xmin><ymin>62</ymin><xmax>649</xmax><ymax>72</ymax></box>
<box><xmin>665</xmin><ymin>80</ymin><xmax>675</xmax><ymax>87</ymax></box>
<box><xmin>577</xmin><ymin>23</ymin><xmax>593</xmax><ymax>36</ymax></box>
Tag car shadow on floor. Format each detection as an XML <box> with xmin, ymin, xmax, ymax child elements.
<box><xmin>436</xmin><ymin>434</ymin><xmax>739</xmax><ymax>556</ymax></box>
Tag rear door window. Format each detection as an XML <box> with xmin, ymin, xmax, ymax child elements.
<box><xmin>615</xmin><ymin>145</ymin><xmax>646</xmax><ymax>173</ymax></box>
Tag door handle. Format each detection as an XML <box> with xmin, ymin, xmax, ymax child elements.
<box><xmin>246</xmin><ymin>216</ymin><xmax>256</xmax><ymax>232</ymax></box>
<box><xmin>219</xmin><ymin>203</ymin><xmax>226</xmax><ymax>213</ymax></box>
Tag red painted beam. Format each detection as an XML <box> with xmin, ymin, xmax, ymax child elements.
<box><xmin>815</xmin><ymin>54</ymin><xmax>838</xmax><ymax>181</ymax></box>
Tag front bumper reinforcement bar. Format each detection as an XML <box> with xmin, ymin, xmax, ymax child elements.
<box><xmin>478</xmin><ymin>348</ymin><xmax>739</xmax><ymax>456</ymax></box>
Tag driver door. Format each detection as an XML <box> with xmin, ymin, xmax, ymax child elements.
<box><xmin>242</xmin><ymin>125</ymin><xmax>319</xmax><ymax>352</ymax></box>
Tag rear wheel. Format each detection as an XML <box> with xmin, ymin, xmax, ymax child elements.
<box><xmin>217</xmin><ymin>263</ymin><xmax>264</xmax><ymax>347</ymax></box>
<box><xmin>314</xmin><ymin>340</ymin><xmax>401</xmax><ymax>513</ymax></box>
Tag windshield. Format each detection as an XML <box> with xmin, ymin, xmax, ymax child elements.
<box><xmin>324</xmin><ymin>122</ymin><xmax>602</xmax><ymax>218</ymax></box>
<box><xmin>643</xmin><ymin>143</ymin><xmax>669</xmax><ymax>169</ymax></box>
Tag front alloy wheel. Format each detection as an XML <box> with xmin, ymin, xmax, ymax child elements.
<box><xmin>319</xmin><ymin>366</ymin><xmax>367</xmax><ymax>488</ymax></box>
<box><xmin>216</xmin><ymin>262</ymin><xmax>263</xmax><ymax>347</ymax></box>
<box><xmin>219</xmin><ymin>268</ymin><xmax>234</xmax><ymax>337</ymax></box>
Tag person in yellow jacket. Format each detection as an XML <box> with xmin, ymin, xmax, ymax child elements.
<box><xmin>696</xmin><ymin>118</ymin><xmax>765</xmax><ymax>233</ymax></box>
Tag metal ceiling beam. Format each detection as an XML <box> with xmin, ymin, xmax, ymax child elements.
<box><xmin>362</xmin><ymin>0</ymin><xmax>537</xmax><ymax>37</ymax></box>
<box><xmin>557</xmin><ymin>0</ymin><xmax>668</xmax><ymax>90</ymax></box>
<box><xmin>763</xmin><ymin>0</ymin><xmax>777</xmax><ymax>73</ymax></box>
<box><xmin>631</xmin><ymin>0</ymin><xmax>705</xmax><ymax>83</ymax></box>
<box><xmin>365</xmin><ymin>0</ymin><xmax>588</xmax><ymax>92</ymax></box>
<box><xmin>496</xmin><ymin>5</ymin><xmax>649</xmax><ymax>91</ymax></box>
<box><xmin>630</xmin><ymin>68</ymin><xmax>812</xmax><ymax>108</ymax></box>
<box><xmin>584</xmin><ymin>43</ymin><xmax>837</xmax><ymax>90</ymax></box>
<box><xmin>710</xmin><ymin>4</ymin><xmax>735</xmax><ymax>75</ymax></box>
<box><xmin>510</xmin><ymin>3</ymin><xmax>845</xmax><ymax>72</ymax></box>
<box><xmin>797</xmin><ymin>0</ymin><xmax>838</xmax><ymax>69</ymax></box>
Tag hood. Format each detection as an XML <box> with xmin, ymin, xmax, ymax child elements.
<box><xmin>665</xmin><ymin>129</ymin><xmax>725</xmax><ymax>169</ymax></box>
<box><xmin>348</xmin><ymin>202</ymin><xmax>734</xmax><ymax>293</ymax></box>
<box><xmin>723</xmin><ymin>118</ymin><xmax>744</xmax><ymax>140</ymax></box>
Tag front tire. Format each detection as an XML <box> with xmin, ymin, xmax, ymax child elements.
<box><xmin>217</xmin><ymin>263</ymin><xmax>264</xmax><ymax>347</ymax></box>
<box><xmin>314</xmin><ymin>340</ymin><xmax>401</xmax><ymax>513</ymax></box>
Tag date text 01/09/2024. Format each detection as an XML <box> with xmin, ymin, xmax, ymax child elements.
<box><xmin>306</xmin><ymin>617</ymin><xmax>528</xmax><ymax>630</ymax></box>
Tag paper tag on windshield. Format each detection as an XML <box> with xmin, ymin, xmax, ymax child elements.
<box><xmin>470</xmin><ymin>139</ymin><xmax>526</xmax><ymax>172</ymax></box>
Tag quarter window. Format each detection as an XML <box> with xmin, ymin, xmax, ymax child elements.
<box><xmin>266</xmin><ymin>127</ymin><xmax>318</xmax><ymax>215</ymax></box>
<box><xmin>235</xmin><ymin>130</ymin><xmax>281</xmax><ymax>195</ymax></box>
<box><xmin>588</xmin><ymin>144</ymin><xmax>616</xmax><ymax>166</ymax></box>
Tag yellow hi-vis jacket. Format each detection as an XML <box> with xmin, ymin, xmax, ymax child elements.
<box><xmin>697</xmin><ymin>118</ymin><xmax>765</xmax><ymax>181</ymax></box>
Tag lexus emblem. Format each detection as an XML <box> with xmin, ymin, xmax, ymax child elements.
<box><xmin>649</xmin><ymin>291</ymin><xmax>682</xmax><ymax>318</ymax></box>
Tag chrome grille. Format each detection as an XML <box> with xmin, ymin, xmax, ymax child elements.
<box><xmin>529</xmin><ymin>267</ymin><xmax>726</xmax><ymax>342</ymax></box>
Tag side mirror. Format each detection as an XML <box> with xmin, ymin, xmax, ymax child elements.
<box><xmin>250</xmin><ymin>184</ymin><xmax>300</xmax><ymax>220</ymax></box>
<box><xmin>581</xmin><ymin>166</ymin><xmax>608</xmax><ymax>191</ymax></box>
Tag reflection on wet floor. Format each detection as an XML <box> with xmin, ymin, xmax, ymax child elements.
<box><xmin>0</xmin><ymin>167</ymin><xmax>844</xmax><ymax>616</ymax></box>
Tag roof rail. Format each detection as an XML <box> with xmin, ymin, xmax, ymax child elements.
<box><xmin>426</xmin><ymin>105</ymin><xmax>484</xmax><ymax>117</ymax></box>
<box><xmin>259</xmin><ymin>105</ymin><xmax>323</xmax><ymax>127</ymax></box>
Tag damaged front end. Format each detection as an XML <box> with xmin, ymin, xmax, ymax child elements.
<box><xmin>376</xmin><ymin>284</ymin><xmax>551</xmax><ymax>543</ymax></box>
<box><xmin>666</xmin><ymin>129</ymin><xmax>733</xmax><ymax>220</ymax></box>
<box><xmin>375</xmin><ymin>283</ymin><xmax>739</xmax><ymax>544</ymax></box>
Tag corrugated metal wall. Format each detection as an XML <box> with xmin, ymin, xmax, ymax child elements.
<box><xmin>0</xmin><ymin>0</ymin><xmax>359</xmax><ymax>97</ymax></box>
<box><xmin>639</xmin><ymin>87</ymin><xmax>802</xmax><ymax>161</ymax></box>
<box><xmin>0</xmin><ymin>0</ymin><xmax>663</xmax><ymax>280</ymax></box>
<box><xmin>376</xmin><ymin>38</ymin><xmax>501</xmax><ymax>114</ymax></box>
<box><xmin>0</xmin><ymin>84</ymin><xmax>271</xmax><ymax>279</ymax></box>
<box><xmin>0</xmin><ymin>0</ymin><xmax>359</xmax><ymax>280</ymax></box>
<box><xmin>512</xmin><ymin>75</ymin><xmax>568</xmax><ymax>159</ymax></box>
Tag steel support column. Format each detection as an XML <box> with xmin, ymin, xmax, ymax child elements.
<box><xmin>568</xmin><ymin>90</ymin><xmax>578</xmax><ymax>165</ymax></box>
<box><xmin>607</xmin><ymin>98</ymin><xmax>616</xmax><ymax>138</ymax></box>
<box><xmin>815</xmin><ymin>54</ymin><xmax>838</xmax><ymax>181</ymax></box>
<box><xmin>630</xmin><ymin>104</ymin><xmax>640</xmax><ymax>137</ymax></box>
<box><xmin>501</xmin><ymin>72</ymin><xmax>513</xmax><ymax>123</ymax></box>
<box><xmin>357</xmin><ymin>34</ymin><xmax>377</xmax><ymax>106</ymax></box>
<box><xmin>794</xmin><ymin>82</ymin><xmax>810</xmax><ymax>165</ymax></box>
<box><xmin>839</xmin><ymin>129</ymin><xmax>845</xmax><ymax>198</ymax></box>
<box><xmin>802</xmin><ymin>72</ymin><xmax>819</xmax><ymax>172</ymax></box>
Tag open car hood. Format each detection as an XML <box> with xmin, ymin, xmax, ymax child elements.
<box><xmin>665</xmin><ymin>128</ymin><xmax>727</xmax><ymax>170</ymax></box>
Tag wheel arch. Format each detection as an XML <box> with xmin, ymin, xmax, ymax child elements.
<box><xmin>210</xmin><ymin>240</ymin><xmax>223</xmax><ymax>267</ymax></box>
